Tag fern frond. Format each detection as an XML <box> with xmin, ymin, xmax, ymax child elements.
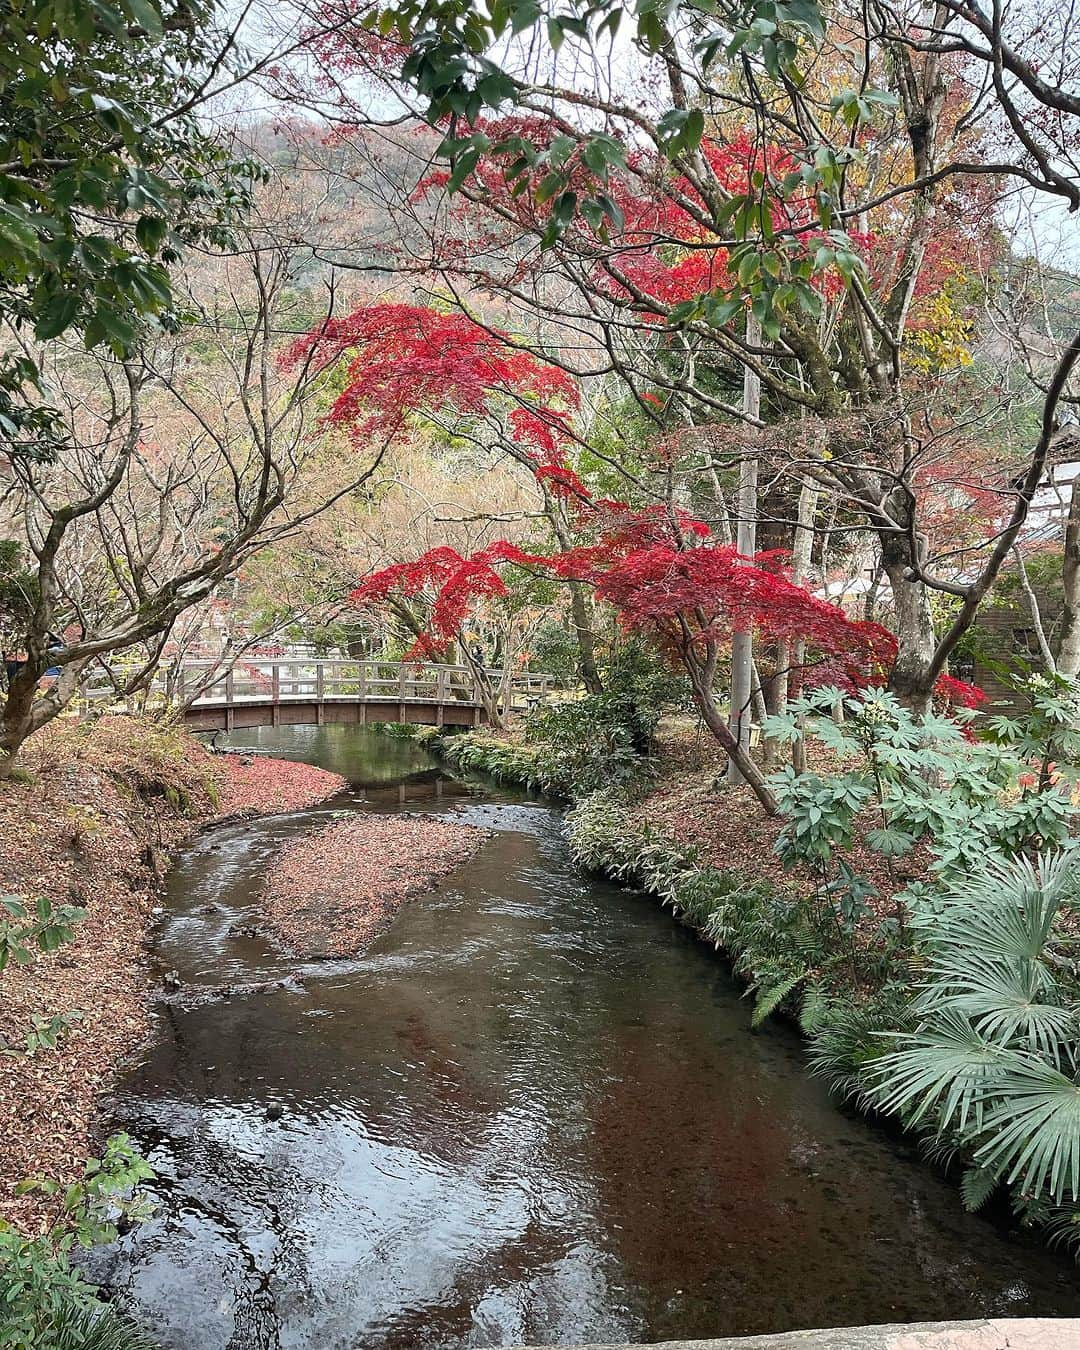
<box><xmin>751</xmin><ymin>973</ymin><xmax>805</xmax><ymax>1028</ymax></box>
<box><xmin>959</xmin><ymin>1164</ymin><xmax>1001</xmax><ymax>1212</ymax></box>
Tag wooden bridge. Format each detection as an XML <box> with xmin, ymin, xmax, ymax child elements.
<box><xmin>121</xmin><ymin>659</ymin><xmax>553</xmax><ymax>733</ymax></box>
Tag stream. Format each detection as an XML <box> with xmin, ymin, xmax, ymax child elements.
<box><xmin>91</xmin><ymin>725</ymin><xmax>1080</xmax><ymax>1349</ymax></box>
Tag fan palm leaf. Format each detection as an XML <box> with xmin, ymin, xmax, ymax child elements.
<box><xmin>974</xmin><ymin>1060</ymin><xmax>1080</xmax><ymax>1203</ymax></box>
<box><xmin>930</xmin><ymin>848</ymin><xmax>1073</xmax><ymax>963</ymax></box>
<box><xmin>861</xmin><ymin>1008</ymin><xmax>1014</xmax><ymax>1136</ymax></box>
<box><xmin>915</xmin><ymin>958</ymin><xmax>1077</xmax><ymax>1065</ymax></box>
<box><xmin>863</xmin><ymin>843</ymin><xmax>1080</xmax><ymax>1209</ymax></box>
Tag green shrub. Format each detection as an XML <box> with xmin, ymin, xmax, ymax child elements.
<box><xmin>528</xmin><ymin>620</ymin><xmax>582</xmax><ymax>688</ymax></box>
<box><xmin>768</xmin><ymin>685</ymin><xmax>1078</xmax><ymax>890</ymax></box>
<box><xmin>0</xmin><ymin>1135</ymin><xmax>156</xmax><ymax>1348</ymax></box>
<box><xmin>1</xmin><ymin>893</ymin><xmax>86</xmax><ymax>1057</ymax></box>
<box><xmin>0</xmin><ymin>895</ymin><xmax>85</xmax><ymax>974</ymax></box>
<box><xmin>524</xmin><ymin>698</ymin><xmax>653</xmax><ymax>797</ymax></box>
<box><xmin>440</xmin><ymin>733</ymin><xmax>545</xmax><ymax>787</ymax></box>
<box><xmin>372</xmin><ymin>722</ymin><xmax>442</xmax><ymax>742</ymax></box>
<box><xmin>806</xmin><ymin>982</ymin><xmax>914</xmax><ymax>1093</ymax></box>
<box><xmin>520</xmin><ymin>642</ymin><xmax>687</xmax><ymax>797</ymax></box>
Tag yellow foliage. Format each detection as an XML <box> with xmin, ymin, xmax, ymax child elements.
<box><xmin>904</xmin><ymin>287</ymin><xmax>975</xmax><ymax>374</ymax></box>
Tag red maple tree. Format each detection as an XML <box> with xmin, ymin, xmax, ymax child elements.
<box><xmin>286</xmin><ymin>301</ymin><xmax>984</xmax><ymax>813</ymax></box>
<box><xmin>351</xmin><ymin>497</ymin><xmax>980</xmax><ymax>813</ymax></box>
<box><xmin>280</xmin><ymin>302</ymin><xmax>587</xmax><ymax>493</ymax></box>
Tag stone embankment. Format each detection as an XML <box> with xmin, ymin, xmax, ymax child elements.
<box><xmin>516</xmin><ymin>1319</ymin><xmax>1080</xmax><ymax>1350</ymax></box>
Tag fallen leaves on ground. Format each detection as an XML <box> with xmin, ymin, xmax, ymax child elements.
<box><xmin>261</xmin><ymin>814</ymin><xmax>487</xmax><ymax>958</ymax></box>
<box><xmin>211</xmin><ymin>753</ymin><xmax>346</xmax><ymax>818</ymax></box>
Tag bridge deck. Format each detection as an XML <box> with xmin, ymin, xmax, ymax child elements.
<box><xmin>182</xmin><ymin>694</ymin><xmax>489</xmax><ymax>732</ymax></box>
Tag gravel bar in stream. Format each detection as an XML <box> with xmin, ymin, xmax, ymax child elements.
<box><xmin>260</xmin><ymin>812</ymin><xmax>487</xmax><ymax>958</ymax></box>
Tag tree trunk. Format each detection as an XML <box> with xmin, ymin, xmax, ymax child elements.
<box><xmin>1058</xmin><ymin>475</ymin><xmax>1080</xmax><ymax>678</ymax></box>
<box><xmin>766</xmin><ymin>477</ymin><xmax>818</xmax><ymax>769</ymax></box>
<box><xmin>541</xmin><ymin>490</ymin><xmax>604</xmax><ymax>694</ymax></box>
<box><xmin>687</xmin><ymin>648</ymin><xmax>778</xmax><ymax>815</ymax></box>
<box><xmin>880</xmin><ymin>523</ymin><xmax>937</xmax><ymax>714</ymax></box>
<box><xmin>0</xmin><ymin>663</ymin><xmax>40</xmax><ymax>778</ymax></box>
<box><xmin>460</xmin><ymin>643</ymin><xmax>506</xmax><ymax>731</ymax></box>
<box><xmin>1013</xmin><ymin>546</ymin><xmax>1056</xmax><ymax>671</ymax></box>
<box><xmin>0</xmin><ymin>652</ymin><xmax>86</xmax><ymax>776</ymax></box>
<box><xmin>761</xmin><ymin>657</ymin><xmax>783</xmax><ymax>771</ymax></box>
<box><xmin>568</xmin><ymin>578</ymin><xmax>603</xmax><ymax>694</ymax></box>
<box><xmin>727</xmin><ymin>311</ymin><xmax>761</xmax><ymax>784</ymax></box>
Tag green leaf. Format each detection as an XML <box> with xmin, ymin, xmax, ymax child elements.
<box><xmin>737</xmin><ymin>250</ymin><xmax>759</xmax><ymax>286</ymax></box>
<box><xmin>35</xmin><ymin>291</ymin><xmax>80</xmax><ymax>340</ymax></box>
<box><xmin>135</xmin><ymin>214</ymin><xmax>166</xmax><ymax>255</ymax></box>
<box><xmin>751</xmin><ymin>973</ymin><xmax>805</xmax><ymax>1027</ymax></box>
<box><xmin>446</xmin><ymin>146</ymin><xmax>480</xmax><ymax>193</ymax></box>
<box><xmin>534</xmin><ymin>170</ymin><xmax>564</xmax><ymax>205</ymax></box>
<box><xmin>976</xmin><ymin>1062</ymin><xmax>1080</xmax><ymax>1203</ymax></box>
<box><xmin>126</xmin><ymin>0</ymin><xmax>164</xmax><ymax>35</ymax></box>
<box><xmin>865</xmin><ymin>827</ymin><xmax>916</xmax><ymax>858</ymax></box>
<box><xmin>509</xmin><ymin>0</ymin><xmax>542</xmax><ymax>33</ymax></box>
<box><xmin>656</xmin><ymin>106</ymin><xmax>705</xmax><ymax>159</ymax></box>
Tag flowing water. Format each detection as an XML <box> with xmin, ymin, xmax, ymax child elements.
<box><xmin>91</xmin><ymin>725</ymin><xmax>1080</xmax><ymax>1348</ymax></box>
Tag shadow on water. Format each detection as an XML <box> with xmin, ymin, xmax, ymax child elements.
<box><xmin>88</xmin><ymin>725</ymin><xmax>1080</xmax><ymax>1349</ymax></box>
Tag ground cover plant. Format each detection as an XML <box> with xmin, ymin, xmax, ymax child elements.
<box><xmin>0</xmin><ymin>1134</ymin><xmax>156</xmax><ymax>1349</ymax></box>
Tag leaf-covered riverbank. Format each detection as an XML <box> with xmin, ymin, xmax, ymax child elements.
<box><xmin>0</xmin><ymin>717</ymin><xmax>345</xmax><ymax>1234</ymax></box>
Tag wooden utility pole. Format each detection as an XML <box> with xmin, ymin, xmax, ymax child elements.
<box><xmin>727</xmin><ymin>313</ymin><xmax>761</xmax><ymax>785</ymax></box>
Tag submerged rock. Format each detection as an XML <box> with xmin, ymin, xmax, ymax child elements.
<box><xmin>161</xmin><ymin>973</ymin><xmax>307</xmax><ymax>1009</ymax></box>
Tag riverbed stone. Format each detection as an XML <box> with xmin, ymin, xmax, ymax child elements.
<box><xmin>514</xmin><ymin>1320</ymin><xmax>1080</xmax><ymax>1350</ymax></box>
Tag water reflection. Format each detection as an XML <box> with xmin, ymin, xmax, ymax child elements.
<box><xmin>92</xmin><ymin>727</ymin><xmax>1080</xmax><ymax>1348</ymax></box>
<box><xmin>207</xmin><ymin>723</ymin><xmax>455</xmax><ymax>789</ymax></box>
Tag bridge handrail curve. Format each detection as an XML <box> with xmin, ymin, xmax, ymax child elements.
<box><xmin>81</xmin><ymin>658</ymin><xmax>554</xmax><ymax>713</ymax></box>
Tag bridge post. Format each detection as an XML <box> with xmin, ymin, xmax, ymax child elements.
<box><xmin>224</xmin><ymin>670</ymin><xmax>235</xmax><ymax>733</ymax></box>
<box><xmin>436</xmin><ymin>667</ymin><xmax>446</xmax><ymax>727</ymax></box>
<box><xmin>398</xmin><ymin>664</ymin><xmax>407</xmax><ymax>723</ymax></box>
<box><xmin>271</xmin><ymin>664</ymin><xmax>280</xmax><ymax>728</ymax></box>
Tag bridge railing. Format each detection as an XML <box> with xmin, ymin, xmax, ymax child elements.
<box><xmin>83</xmin><ymin>659</ymin><xmax>553</xmax><ymax>713</ymax></box>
